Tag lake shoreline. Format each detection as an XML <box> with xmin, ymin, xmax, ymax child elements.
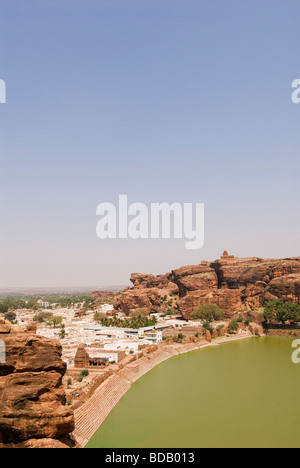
<box><xmin>72</xmin><ymin>333</ymin><xmax>254</xmax><ymax>448</ymax></box>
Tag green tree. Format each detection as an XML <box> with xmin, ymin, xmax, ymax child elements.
<box><xmin>228</xmin><ymin>319</ymin><xmax>239</xmax><ymax>333</ymax></box>
<box><xmin>59</xmin><ymin>324</ymin><xmax>66</xmax><ymax>339</ymax></box>
<box><xmin>202</xmin><ymin>322</ymin><xmax>214</xmax><ymax>334</ymax></box>
<box><xmin>94</xmin><ymin>313</ymin><xmax>157</xmax><ymax>330</ymax></box>
<box><xmin>4</xmin><ymin>311</ymin><xmax>16</xmax><ymax>323</ymax></box>
<box><xmin>192</xmin><ymin>304</ymin><xmax>224</xmax><ymax>322</ymax></box>
<box><xmin>33</xmin><ymin>312</ymin><xmax>54</xmax><ymax>323</ymax></box>
<box><xmin>174</xmin><ymin>333</ymin><xmax>185</xmax><ymax>343</ymax></box>
<box><xmin>264</xmin><ymin>300</ymin><xmax>300</xmax><ymax>325</ymax></box>
<box><xmin>46</xmin><ymin>315</ymin><xmax>63</xmax><ymax>328</ymax></box>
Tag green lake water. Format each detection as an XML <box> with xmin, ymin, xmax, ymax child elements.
<box><xmin>86</xmin><ymin>337</ymin><xmax>300</xmax><ymax>448</ymax></box>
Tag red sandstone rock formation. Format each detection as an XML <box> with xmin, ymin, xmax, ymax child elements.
<box><xmin>211</xmin><ymin>256</ymin><xmax>300</xmax><ymax>290</ymax></box>
<box><xmin>130</xmin><ymin>273</ymin><xmax>171</xmax><ymax>289</ymax></box>
<box><xmin>166</xmin><ymin>281</ymin><xmax>179</xmax><ymax>295</ymax></box>
<box><xmin>1</xmin><ymin>438</ymin><xmax>73</xmax><ymax>449</ymax></box>
<box><xmin>172</xmin><ymin>263</ymin><xmax>218</xmax><ymax>296</ymax></box>
<box><xmin>176</xmin><ymin>255</ymin><xmax>300</xmax><ymax>319</ymax></box>
<box><xmin>249</xmin><ymin>324</ymin><xmax>264</xmax><ymax>336</ymax></box>
<box><xmin>119</xmin><ymin>253</ymin><xmax>300</xmax><ymax>320</ymax></box>
<box><xmin>268</xmin><ymin>274</ymin><xmax>300</xmax><ymax>303</ymax></box>
<box><xmin>114</xmin><ymin>287</ymin><xmax>161</xmax><ymax>316</ymax></box>
<box><xmin>0</xmin><ymin>322</ymin><xmax>11</xmax><ymax>334</ymax></box>
<box><xmin>177</xmin><ymin>288</ymin><xmax>244</xmax><ymax>319</ymax></box>
<box><xmin>205</xmin><ymin>330</ymin><xmax>212</xmax><ymax>342</ymax></box>
<box><xmin>0</xmin><ymin>327</ymin><xmax>75</xmax><ymax>448</ymax></box>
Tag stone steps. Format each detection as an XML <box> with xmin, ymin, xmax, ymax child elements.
<box><xmin>72</xmin><ymin>344</ymin><xmax>209</xmax><ymax>446</ymax></box>
<box><xmin>73</xmin><ymin>374</ymin><xmax>131</xmax><ymax>447</ymax></box>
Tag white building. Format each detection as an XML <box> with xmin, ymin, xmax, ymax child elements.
<box><xmin>37</xmin><ymin>300</ymin><xmax>50</xmax><ymax>309</ymax></box>
<box><xmin>103</xmin><ymin>340</ymin><xmax>148</xmax><ymax>354</ymax></box>
<box><xmin>144</xmin><ymin>331</ymin><xmax>163</xmax><ymax>344</ymax></box>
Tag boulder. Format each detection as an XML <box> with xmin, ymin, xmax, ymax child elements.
<box><xmin>0</xmin><ymin>323</ymin><xmax>11</xmax><ymax>334</ymax></box>
<box><xmin>205</xmin><ymin>330</ymin><xmax>212</xmax><ymax>342</ymax></box>
<box><xmin>172</xmin><ymin>264</ymin><xmax>218</xmax><ymax>297</ymax></box>
<box><xmin>166</xmin><ymin>282</ymin><xmax>179</xmax><ymax>295</ymax></box>
<box><xmin>114</xmin><ymin>288</ymin><xmax>161</xmax><ymax>316</ymax></box>
<box><xmin>0</xmin><ymin>332</ymin><xmax>74</xmax><ymax>446</ymax></box>
<box><xmin>0</xmin><ymin>334</ymin><xmax>66</xmax><ymax>377</ymax></box>
<box><xmin>0</xmin><ymin>438</ymin><xmax>72</xmax><ymax>449</ymax></box>
<box><xmin>130</xmin><ymin>273</ymin><xmax>170</xmax><ymax>289</ymax></box>
<box><xmin>0</xmin><ymin>372</ymin><xmax>74</xmax><ymax>443</ymax></box>
<box><xmin>249</xmin><ymin>325</ymin><xmax>265</xmax><ymax>337</ymax></box>
<box><xmin>268</xmin><ymin>274</ymin><xmax>300</xmax><ymax>303</ymax></box>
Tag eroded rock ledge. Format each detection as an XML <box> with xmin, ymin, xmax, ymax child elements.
<box><xmin>114</xmin><ymin>252</ymin><xmax>300</xmax><ymax>319</ymax></box>
<box><xmin>0</xmin><ymin>321</ymin><xmax>75</xmax><ymax>449</ymax></box>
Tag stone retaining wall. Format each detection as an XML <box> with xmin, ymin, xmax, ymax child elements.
<box><xmin>265</xmin><ymin>329</ymin><xmax>300</xmax><ymax>338</ymax></box>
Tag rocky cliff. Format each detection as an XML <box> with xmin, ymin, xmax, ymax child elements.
<box><xmin>114</xmin><ymin>252</ymin><xmax>300</xmax><ymax>319</ymax></box>
<box><xmin>0</xmin><ymin>320</ymin><xmax>75</xmax><ymax>448</ymax></box>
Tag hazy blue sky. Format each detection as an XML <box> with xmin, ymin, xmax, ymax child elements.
<box><xmin>0</xmin><ymin>0</ymin><xmax>299</xmax><ymax>288</ymax></box>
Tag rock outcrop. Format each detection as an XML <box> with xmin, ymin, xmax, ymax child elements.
<box><xmin>0</xmin><ymin>324</ymin><xmax>75</xmax><ymax>448</ymax></box>
<box><xmin>177</xmin><ymin>288</ymin><xmax>244</xmax><ymax>319</ymax></box>
<box><xmin>178</xmin><ymin>254</ymin><xmax>300</xmax><ymax>318</ymax></box>
<box><xmin>114</xmin><ymin>288</ymin><xmax>161</xmax><ymax>316</ymax></box>
<box><xmin>172</xmin><ymin>263</ymin><xmax>218</xmax><ymax>296</ymax></box>
<box><xmin>268</xmin><ymin>274</ymin><xmax>300</xmax><ymax>302</ymax></box>
<box><xmin>113</xmin><ymin>252</ymin><xmax>300</xmax><ymax>320</ymax></box>
<box><xmin>130</xmin><ymin>273</ymin><xmax>171</xmax><ymax>289</ymax></box>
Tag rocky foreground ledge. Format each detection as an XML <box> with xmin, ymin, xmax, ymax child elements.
<box><xmin>0</xmin><ymin>319</ymin><xmax>75</xmax><ymax>449</ymax></box>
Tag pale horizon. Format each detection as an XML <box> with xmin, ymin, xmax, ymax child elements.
<box><xmin>1</xmin><ymin>248</ymin><xmax>299</xmax><ymax>291</ymax></box>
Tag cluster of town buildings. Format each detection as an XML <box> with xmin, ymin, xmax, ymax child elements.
<box><xmin>14</xmin><ymin>302</ymin><xmax>200</xmax><ymax>368</ymax></box>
